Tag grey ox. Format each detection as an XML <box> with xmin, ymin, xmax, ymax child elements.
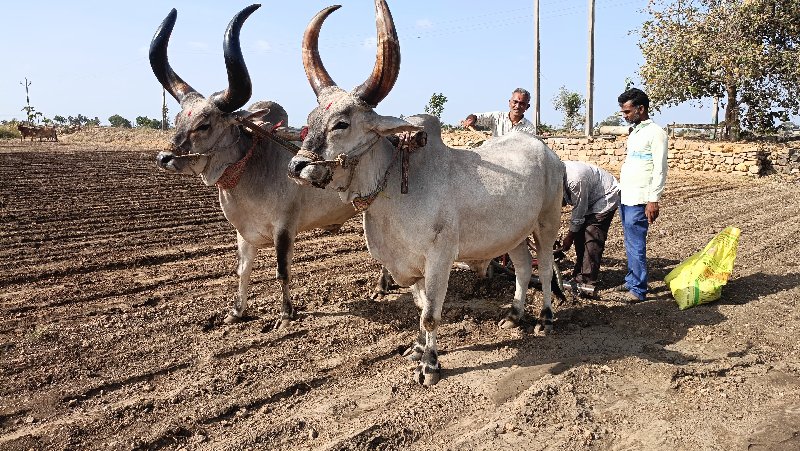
<box><xmin>288</xmin><ymin>0</ymin><xmax>566</xmax><ymax>385</ymax></box>
<box><xmin>149</xmin><ymin>5</ymin><xmax>358</xmax><ymax>327</ymax></box>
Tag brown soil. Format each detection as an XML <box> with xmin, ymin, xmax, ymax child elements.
<box><xmin>1</xmin><ymin>130</ymin><xmax>799</xmax><ymax>451</ymax></box>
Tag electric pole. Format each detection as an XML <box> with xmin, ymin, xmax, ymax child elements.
<box><xmin>20</xmin><ymin>77</ymin><xmax>32</xmax><ymax>124</ymax></box>
<box><xmin>162</xmin><ymin>89</ymin><xmax>168</xmax><ymax>131</ymax></box>
<box><xmin>586</xmin><ymin>0</ymin><xmax>595</xmax><ymax>137</ymax></box>
<box><xmin>533</xmin><ymin>0</ymin><xmax>541</xmax><ymax>134</ymax></box>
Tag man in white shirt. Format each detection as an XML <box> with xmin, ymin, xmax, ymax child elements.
<box><xmin>560</xmin><ymin>161</ymin><xmax>620</xmax><ymax>290</ymax></box>
<box><xmin>460</xmin><ymin>88</ymin><xmax>537</xmax><ymax>136</ymax></box>
<box><xmin>616</xmin><ymin>88</ymin><xmax>668</xmax><ymax>303</ymax></box>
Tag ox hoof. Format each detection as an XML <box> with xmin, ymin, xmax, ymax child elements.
<box><xmin>268</xmin><ymin>318</ymin><xmax>292</xmax><ymax>332</ymax></box>
<box><xmin>413</xmin><ymin>364</ymin><xmax>441</xmax><ymax>386</ymax></box>
<box><xmin>223</xmin><ymin>313</ymin><xmax>243</xmax><ymax>325</ymax></box>
<box><xmin>402</xmin><ymin>345</ymin><xmax>424</xmax><ymax>362</ymax></box>
<box><xmin>533</xmin><ymin>323</ymin><xmax>553</xmax><ymax>336</ymax></box>
<box><xmin>498</xmin><ymin>317</ymin><xmax>520</xmax><ymax>330</ymax></box>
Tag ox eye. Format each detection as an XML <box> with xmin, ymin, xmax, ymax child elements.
<box><xmin>332</xmin><ymin>121</ymin><xmax>349</xmax><ymax>131</ymax></box>
<box><xmin>196</xmin><ymin>123</ymin><xmax>211</xmax><ymax>132</ymax></box>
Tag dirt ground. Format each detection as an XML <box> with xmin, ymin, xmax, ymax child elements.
<box><xmin>1</xmin><ymin>130</ymin><xmax>799</xmax><ymax>451</ymax></box>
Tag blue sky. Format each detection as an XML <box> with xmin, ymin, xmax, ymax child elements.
<box><xmin>1</xmin><ymin>0</ymin><xmax>721</xmax><ymax>129</ymax></box>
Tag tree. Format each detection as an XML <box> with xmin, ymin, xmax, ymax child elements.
<box><xmin>538</xmin><ymin>122</ymin><xmax>556</xmax><ymax>135</ymax></box>
<box><xmin>424</xmin><ymin>93</ymin><xmax>447</xmax><ymax>120</ymax></box>
<box><xmin>596</xmin><ymin>114</ymin><xmax>623</xmax><ymax>128</ymax></box>
<box><xmin>21</xmin><ymin>106</ymin><xmax>38</xmax><ymax>124</ymax></box>
<box><xmin>53</xmin><ymin>115</ymin><xmax>67</xmax><ymax>126</ymax></box>
<box><xmin>68</xmin><ymin>114</ymin><xmax>91</xmax><ymax>127</ymax></box>
<box><xmin>552</xmin><ymin>86</ymin><xmax>585</xmax><ymax>133</ymax></box>
<box><xmin>162</xmin><ymin>93</ymin><xmax>170</xmax><ymax>130</ymax></box>
<box><xmin>639</xmin><ymin>0</ymin><xmax>800</xmax><ymax>140</ymax></box>
<box><xmin>779</xmin><ymin>120</ymin><xmax>798</xmax><ymax>135</ymax></box>
<box><xmin>136</xmin><ymin>116</ymin><xmax>164</xmax><ymax>129</ymax></box>
<box><xmin>109</xmin><ymin>114</ymin><xmax>132</xmax><ymax>128</ymax></box>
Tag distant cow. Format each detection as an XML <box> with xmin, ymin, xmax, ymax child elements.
<box><xmin>17</xmin><ymin>124</ymin><xmax>36</xmax><ymax>142</ymax></box>
<box><xmin>16</xmin><ymin>124</ymin><xmax>58</xmax><ymax>142</ymax></box>
<box><xmin>36</xmin><ymin>126</ymin><xmax>58</xmax><ymax>142</ymax></box>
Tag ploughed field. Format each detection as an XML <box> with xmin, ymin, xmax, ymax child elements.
<box><xmin>1</xmin><ymin>135</ymin><xmax>799</xmax><ymax>450</ymax></box>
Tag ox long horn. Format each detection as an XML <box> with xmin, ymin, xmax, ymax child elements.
<box><xmin>149</xmin><ymin>9</ymin><xmax>199</xmax><ymax>104</ymax></box>
<box><xmin>302</xmin><ymin>5</ymin><xmax>342</xmax><ymax>98</ymax></box>
<box><xmin>209</xmin><ymin>4</ymin><xmax>261</xmax><ymax>113</ymax></box>
<box><xmin>352</xmin><ymin>0</ymin><xmax>400</xmax><ymax>107</ymax></box>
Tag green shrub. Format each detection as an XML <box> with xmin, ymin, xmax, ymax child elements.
<box><xmin>538</xmin><ymin>123</ymin><xmax>556</xmax><ymax>134</ymax></box>
<box><xmin>0</xmin><ymin>122</ymin><xmax>21</xmax><ymax>139</ymax></box>
<box><xmin>136</xmin><ymin>116</ymin><xmax>162</xmax><ymax>129</ymax></box>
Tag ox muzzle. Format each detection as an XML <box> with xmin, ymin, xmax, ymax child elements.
<box><xmin>156</xmin><ymin>147</ymin><xmax>208</xmax><ymax>176</ymax></box>
<box><xmin>288</xmin><ymin>155</ymin><xmax>332</xmax><ymax>189</ymax></box>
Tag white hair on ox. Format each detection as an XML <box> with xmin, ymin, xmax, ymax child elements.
<box><xmin>149</xmin><ymin>5</ymin><xmax>360</xmax><ymax>328</ymax></box>
<box><xmin>288</xmin><ymin>0</ymin><xmax>565</xmax><ymax>386</ymax></box>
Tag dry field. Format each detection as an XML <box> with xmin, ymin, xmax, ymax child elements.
<box><xmin>1</xmin><ymin>129</ymin><xmax>799</xmax><ymax>450</ymax></box>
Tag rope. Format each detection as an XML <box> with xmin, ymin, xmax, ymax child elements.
<box><xmin>215</xmin><ymin>135</ymin><xmax>259</xmax><ymax>190</ymax></box>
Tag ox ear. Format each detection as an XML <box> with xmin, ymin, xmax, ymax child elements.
<box><xmin>370</xmin><ymin>114</ymin><xmax>423</xmax><ymax>136</ymax></box>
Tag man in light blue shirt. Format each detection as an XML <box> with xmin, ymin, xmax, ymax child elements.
<box><xmin>616</xmin><ymin>88</ymin><xmax>668</xmax><ymax>303</ymax></box>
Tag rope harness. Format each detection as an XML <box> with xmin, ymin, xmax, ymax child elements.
<box><xmin>214</xmin><ymin>134</ymin><xmax>258</xmax><ymax>190</ymax></box>
<box><xmin>212</xmin><ymin>117</ymin><xmax>305</xmax><ymax>190</ymax></box>
<box><xmin>296</xmin><ymin>130</ymin><xmax>427</xmax><ymax>212</ymax></box>
<box><xmin>226</xmin><ymin>116</ymin><xmax>428</xmax><ymax>212</ymax></box>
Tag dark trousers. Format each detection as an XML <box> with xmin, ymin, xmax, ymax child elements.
<box><xmin>572</xmin><ymin>208</ymin><xmax>617</xmax><ymax>284</ymax></box>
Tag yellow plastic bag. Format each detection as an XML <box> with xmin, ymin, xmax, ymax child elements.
<box><xmin>664</xmin><ymin>226</ymin><xmax>741</xmax><ymax>310</ymax></box>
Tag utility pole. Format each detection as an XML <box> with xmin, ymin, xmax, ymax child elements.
<box><xmin>21</xmin><ymin>77</ymin><xmax>31</xmax><ymax>107</ymax></box>
<box><xmin>585</xmin><ymin>0</ymin><xmax>595</xmax><ymax>137</ymax></box>
<box><xmin>533</xmin><ymin>0</ymin><xmax>541</xmax><ymax>134</ymax></box>
<box><xmin>162</xmin><ymin>89</ymin><xmax>168</xmax><ymax>131</ymax></box>
<box><xmin>20</xmin><ymin>77</ymin><xmax>32</xmax><ymax>124</ymax></box>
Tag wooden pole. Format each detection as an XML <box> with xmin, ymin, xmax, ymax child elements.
<box><xmin>585</xmin><ymin>0</ymin><xmax>595</xmax><ymax>137</ymax></box>
<box><xmin>534</xmin><ymin>0</ymin><xmax>541</xmax><ymax>134</ymax></box>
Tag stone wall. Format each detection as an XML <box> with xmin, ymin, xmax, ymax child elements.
<box><xmin>442</xmin><ymin>130</ymin><xmax>800</xmax><ymax>177</ymax></box>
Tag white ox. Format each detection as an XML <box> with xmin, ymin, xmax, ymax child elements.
<box><xmin>288</xmin><ymin>0</ymin><xmax>565</xmax><ymax>385</ymax></box>
<box><xmin>149</xmin><ymin>5</ymin><xmax>359</xmax><ymax>327</ymax></box>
